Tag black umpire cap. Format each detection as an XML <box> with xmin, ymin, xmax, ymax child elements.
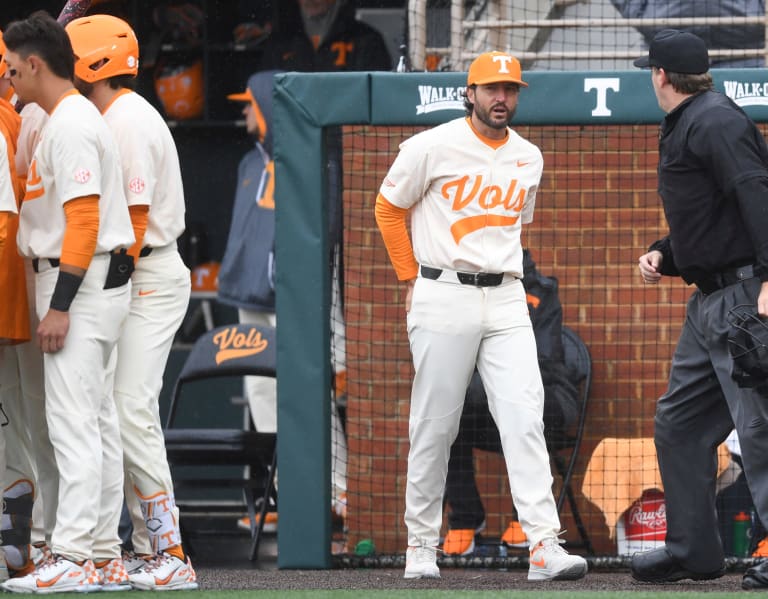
<box><xmin>633</xmin><ymin>29</ymin><xmax>710</xmax><ymax>74</ymax></box>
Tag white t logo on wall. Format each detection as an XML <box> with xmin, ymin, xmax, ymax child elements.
<box><xmin>492</xmin><ymin>55</ymin><xmax>514</xmax><ymax>73</ymax></box>
<box><xmin>584</xmin><ymin>78</ymin><xmax>620</xmax><ymax>116</ymax></box>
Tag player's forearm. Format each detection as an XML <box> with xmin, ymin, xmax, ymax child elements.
<box><xmin>61</xmin><ymin>195</ymin><xmax>99</xmax><ymax>271</ymax></box>
<box><xmin>126</xmin><ymin>204</ymin><xmax>149</xmax><ymax>264</ymax></box>
<box><xmin>52</xmin><ymin>196</ymin><xmax>99</xmax><ymax>312</ymax></box>
<box><xmin>374</xmin><ymin>193</ymin><xmax>418</xmax><ymax>281</ymax></box>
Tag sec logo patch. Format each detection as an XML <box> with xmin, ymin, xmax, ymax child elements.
<box><xmin>129</xmin><ymin>177</ymin><xmax>146</xmax><ymax>194</ymax></box>
<box><xmin>73</xmin><ymin>168</ymin><xmax>91</xmax><ymax>184</ymax></box>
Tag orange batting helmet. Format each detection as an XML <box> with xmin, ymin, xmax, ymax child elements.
<box><xmin>66</xmin><ymin>14</ymin><xmax>139</xmax><ymax>83</ymax></box>
<box><xmin>154</xmin><ymin>58</ymin><xmax>204</xmax><ymax>120</ymax></box>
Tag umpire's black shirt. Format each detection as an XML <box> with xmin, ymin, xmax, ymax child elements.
<box><xmin>649</xmin><ymin>90</ymin><xmax>768</xmax><ymax>285</ymax></box>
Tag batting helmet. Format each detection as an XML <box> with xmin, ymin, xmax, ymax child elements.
<box><xmin>66</xmin><ymin>15</ymin><xmax>139</xmax><ymax>83</ymax></box>
<box><xmin>727</xmin><ymin>304</ymin><xmax>768</xmax><ymax>389</ymax></box>
<box><xmin>154</xmin><ymin>58</ymin><xmax>204</xmax><ymax>120</ymax></box>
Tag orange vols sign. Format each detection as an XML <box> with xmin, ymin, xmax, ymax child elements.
<box><xmin>213</xmin><ymin>326</ymin><xmax>268</xmax><ymax>364</ymax></box>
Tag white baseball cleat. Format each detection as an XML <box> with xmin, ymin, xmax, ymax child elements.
<box><xmin>1</xmin><ymin>554</ymin><xmax>101</xmax><ymax>594</ymax></box>
<box><xmin>128</xmin><ymin>552</ymin><xmax>198</xmax><ymax>591</ymax></box>
<box><xmin>527</xmin><ymin>537</ymin><xmax>588</xmax><ymax>581</ymax></box>
<box><xmin>404</xmin><ymin>545</ymin><xmax>440</xmax><ymax>579</ymax></box>
<box><xmin>120</xmin><ymin>551</ymin><xmax>152</xmax><ymax>576</ymax></box>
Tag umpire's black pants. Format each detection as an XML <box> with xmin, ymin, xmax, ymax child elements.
<box><xmin>655</xmin><ymin>276</ymin><xmax>768</xmax><ymax>572</ymax></box>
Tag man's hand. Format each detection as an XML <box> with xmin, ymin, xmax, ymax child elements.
<box><xmin>37</xmin><ymin>309</ymin><xmax>70</xmax><ymax>353</ymax></box>
<box><xmin>758</xmin><ymin>281</ymin><xmax>768</xmax><ymax>318</ymax></box>
<box><xmin>405</xmin><ymin>278</ymin><xmax>416</xmax><ymax>312</ymax></box>
<box><xmin>638</xmin><ymin>250</ymin><xmax>664</xmax><ymax>284</ymax></box>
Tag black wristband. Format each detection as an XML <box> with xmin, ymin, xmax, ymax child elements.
<box><xmin>50</xmin><ymin>271</ymin><xmax>83</xmax><ymax>312</ymax></box>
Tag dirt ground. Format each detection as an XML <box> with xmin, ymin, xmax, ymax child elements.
<box><xmin>185</xmin><ymin>524</ymin><xmax>758</xmax><ymax>592</ymax></box>
<box><xmin>195</xmin><ymin>567</ymin><xmax>749</xmax><ymax>592</ymax></box>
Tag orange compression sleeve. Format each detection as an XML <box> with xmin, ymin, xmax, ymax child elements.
<box><xmin>374</xmin><ymin>193</ymin><xmax>418</xmax><ymax>281</ymax></box>
<box><xmin>126</xmin><ymin>204</ymin><xmax>149</xmax><ymax>264</ymax></box>
<box><xmin>0</xmin><ymin>211</ymin><xmax>10</xmax><ymax>250</ymax></box>
<box><xmin>61</xmin><ymin>195</ymin><xmax>99</xmax><ymax>271</ymax></box>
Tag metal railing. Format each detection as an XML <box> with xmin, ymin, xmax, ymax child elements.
<box><xmin>407</xmin><ymin>0</ymin><xmax>768</xmax><ymax>70</ymax></box>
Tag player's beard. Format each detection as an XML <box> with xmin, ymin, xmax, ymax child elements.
<box><xmin>474</xmin><ymin>102</ymin><xmax>516</xmax><ymax>130</ymax></box>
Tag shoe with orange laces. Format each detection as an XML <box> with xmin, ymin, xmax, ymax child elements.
<box><xmin>237</xmin><ymin>512</ymin><xmax>278</xmax><ymax>533</ymax></box>
<box><xmin>442</xmin><ymin>521</ymin><xmax>485</xmax><ymax>556</ymax></box>
<box><xmin>501</xmin><ymin>520</ymin><xmax>528</xmax><ymax>548</ymax></box>
<box><xmin>1</xmin><ymin>554</ymin><xmax>101</xmax><ymax>593</ymax></box>
<box><xmin>527</xmin><ymin>537</ymin><xmax>588</xmax><ymax>581</ymax></box>
<box><xmin>443</xmin><ymin>529</ymin><xmax>476</xmax><ymax>556</ymax></box>
<box><xmin>95</xmin><ymin>557</ymin><xmax>131</xmax><ymax>592</ymax></box>
<box><xmin>128</xmin><ymin>551</ymin><xmax>199</xmax><ymax>591</ymax></box>
<box><xmin>753</xmin><ymin>537</ymin><xmax>768</xmax><ymax>558</ymax></box>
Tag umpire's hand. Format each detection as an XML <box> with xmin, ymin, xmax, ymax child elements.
<box><xmin>638</xmin><ymin>250</ymin><xmax>663</xmax><ymax>284</ymax></box>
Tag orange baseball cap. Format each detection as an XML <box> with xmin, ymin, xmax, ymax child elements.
<box><xmin>467</xmin><ymin>51</ymin><xmax>527</xmax><ymax>87</ymax></box>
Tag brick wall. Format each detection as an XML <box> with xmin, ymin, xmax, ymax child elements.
<box><xmin>339</xmin><ymin>123</ymin><xmax>690</xmax><ymax>555</ymax></box>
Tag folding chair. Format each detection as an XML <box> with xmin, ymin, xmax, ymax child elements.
<box><xmin>163</xmin><ymin>323</ymin><xmax>277</xmax><ymax>561</ymax></box>
<box><xmin>547</xmin><ymin>325</ymin><xmax>594</xmax><ymax>554</ymax></box>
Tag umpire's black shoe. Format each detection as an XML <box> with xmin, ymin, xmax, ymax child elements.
<box><xmin>743</xmin><ymin>560</ymin><xmax>768</xmax><ymax>589</ymax></box>
<box><xmin>630</xmin><ymin>547</ymin><xmax>725</xmax><ymax>583</ymax></box>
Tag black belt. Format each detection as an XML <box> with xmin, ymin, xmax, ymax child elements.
<box><xmin>420</xmin><ymin>265</ymin><xmax>505</xmax><ymax>287</ymax></box>
<box><xmin>32</xmin><ymin>258</ymin><xmax>60</xmax><ymax>273</ymax></box>
<box><xmin>695</xmin><ymin>264</ymin><xmax>757</xmax><ymax>295</ymax></box>
<box><xmin>32</xmin><ymin>248</ymin><xmax>140</xmax><ymax>274</ymax></box>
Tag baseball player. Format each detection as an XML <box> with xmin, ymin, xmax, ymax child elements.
<box><xmin>65</xmin><ymin>14</ymin><xmax>196</xmax><ymax>591</ymax></box>
<box><xmin>2</xmin><ymin>100</ymin><xmax>57</xmax><ymax>580</ymax></box>
<box><xmin>1</xmin><ymin>11</ymin><xmax>134</xmax><ymax>593</ymax></box>
<box><xmin>1</xmin><ymin>1</ymin><xmax>94</xmax><ymax>578</ymax></box>
<box><xmin>375</xmin><ymin>51</ymin><xmax>588</xmax><ymax>581</ymax></box>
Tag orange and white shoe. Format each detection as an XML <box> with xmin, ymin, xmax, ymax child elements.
<box><xmin>95</xmin><ymin>557</ymin><xmax>131</xmax><ymax>592</ymax></box>
<box><xmin>501</xmin><ymin>520</ymin><xmax>529</xmax><ymax>548</ymax></box>
<box><xmin>528</xmin><ymin>537</ymin><xmax>587</xmax><ymax>581</ymax></box>
<box><xmin>753</xmin><ymin>537</ymin><xmax>768</xmax><ymax>558</ymax></box>
<box><xmin>128</xmin><ymin>552</ymin><xmax>198</xmax><ymax>591</ymax></box>
<box><xmin>238</xmin><ymin>512</ymin><xmax>278</xmax><ymax>533</ymax></box>
<box><xmin>442</xmin><ymin>529</ymin><xmax>476</xmax><ymax>556</ymax></box>
<box><xmin>2</xmin><ymin>554</ymin><xmax>101</xmax><ymax>593</ymax></box>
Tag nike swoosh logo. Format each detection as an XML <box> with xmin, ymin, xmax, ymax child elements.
<box><xmin>138</xmin><ymin>289</ymin><xmax>157</xmax><ymax>297</ymax></box>
<box><xmin>36</xmin><ymin>571</ymin><xmax>66</xmax><ymax>588</ymax></box>
<box><xmin>529</xmin><ymin>555</ymin><xmax>546</xmax><ymax>567</ymax></box>
<box><xmin>154</xmin><ymin>571</ymin><xmax>176</xmax><ymax>587</ymax></box>
<box><xmin>517</xmin><ymin>160</ymin><xmax>530</xmax><ymax>167</ymax></box>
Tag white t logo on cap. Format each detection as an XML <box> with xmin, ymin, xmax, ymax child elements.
<box><xmin>492</xmin><ymin>55</ymin><xmax>513</xmax><ymax>73</ymax></box>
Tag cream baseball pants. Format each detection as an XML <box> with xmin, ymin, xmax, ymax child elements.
<box><xmin>36</xmin><ymin>254</ymin><xmax>130</xmax><ymax>562</ymax></box>
<box><xmin>404</xmin><ymin>275</ymin><xmax>561</xmax><ymax>548</ymax></box>
<box><xmin>112</xmin><ymin>245</ymin><xmax>190</xmax><ymax>555</ymax></box>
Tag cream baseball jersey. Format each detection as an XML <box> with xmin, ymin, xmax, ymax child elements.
<box><xmin>15</xmin><ymin>102</ymin><xmax>48</xmax><ymax>181</ymax></box>
<box><xmin>0</xmin><ymin>134</ymin><xmax>16</xmax><ymax>215</ymax></box>
<box><xmin>379</xmin><ymin>116</ymin><xmax>543</xmax><ymax>276</ymax></box>
<box><xmin>17</xmin><ymin>92</ymin><xmax>134</xmax><ymax>259</ymax></box>
<box><xmin>103</xmin><ymin>90</ymin><xmax>186</xmax><ymax>247</ymax></box>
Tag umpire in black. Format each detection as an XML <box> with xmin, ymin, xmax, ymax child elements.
<box><xmin>633</xmin><ymin>29</ymin><xmax>768</xmax><ymax>589</ymax></box>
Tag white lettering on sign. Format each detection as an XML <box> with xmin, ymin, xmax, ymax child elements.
<box><xmin>584</xmin><ymin>77</ymin><xmax>620</xmax><ymax>117</ymax></box>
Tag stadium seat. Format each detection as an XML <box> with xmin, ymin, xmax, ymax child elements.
<box><xmin>163</xmin><ymin>323</ymin><xmax>278</xmax><ymax>561</ymax></box>
<box><xmin>547</xmin><ymin>326</ymin><xmax>594</xmax><ymax>555</ymax></box>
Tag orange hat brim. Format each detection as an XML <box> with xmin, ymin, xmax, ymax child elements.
<box><xmin>227</xmin><ymin>89</ymin><xmax>253</xmax><ymax>102</ymax></box>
